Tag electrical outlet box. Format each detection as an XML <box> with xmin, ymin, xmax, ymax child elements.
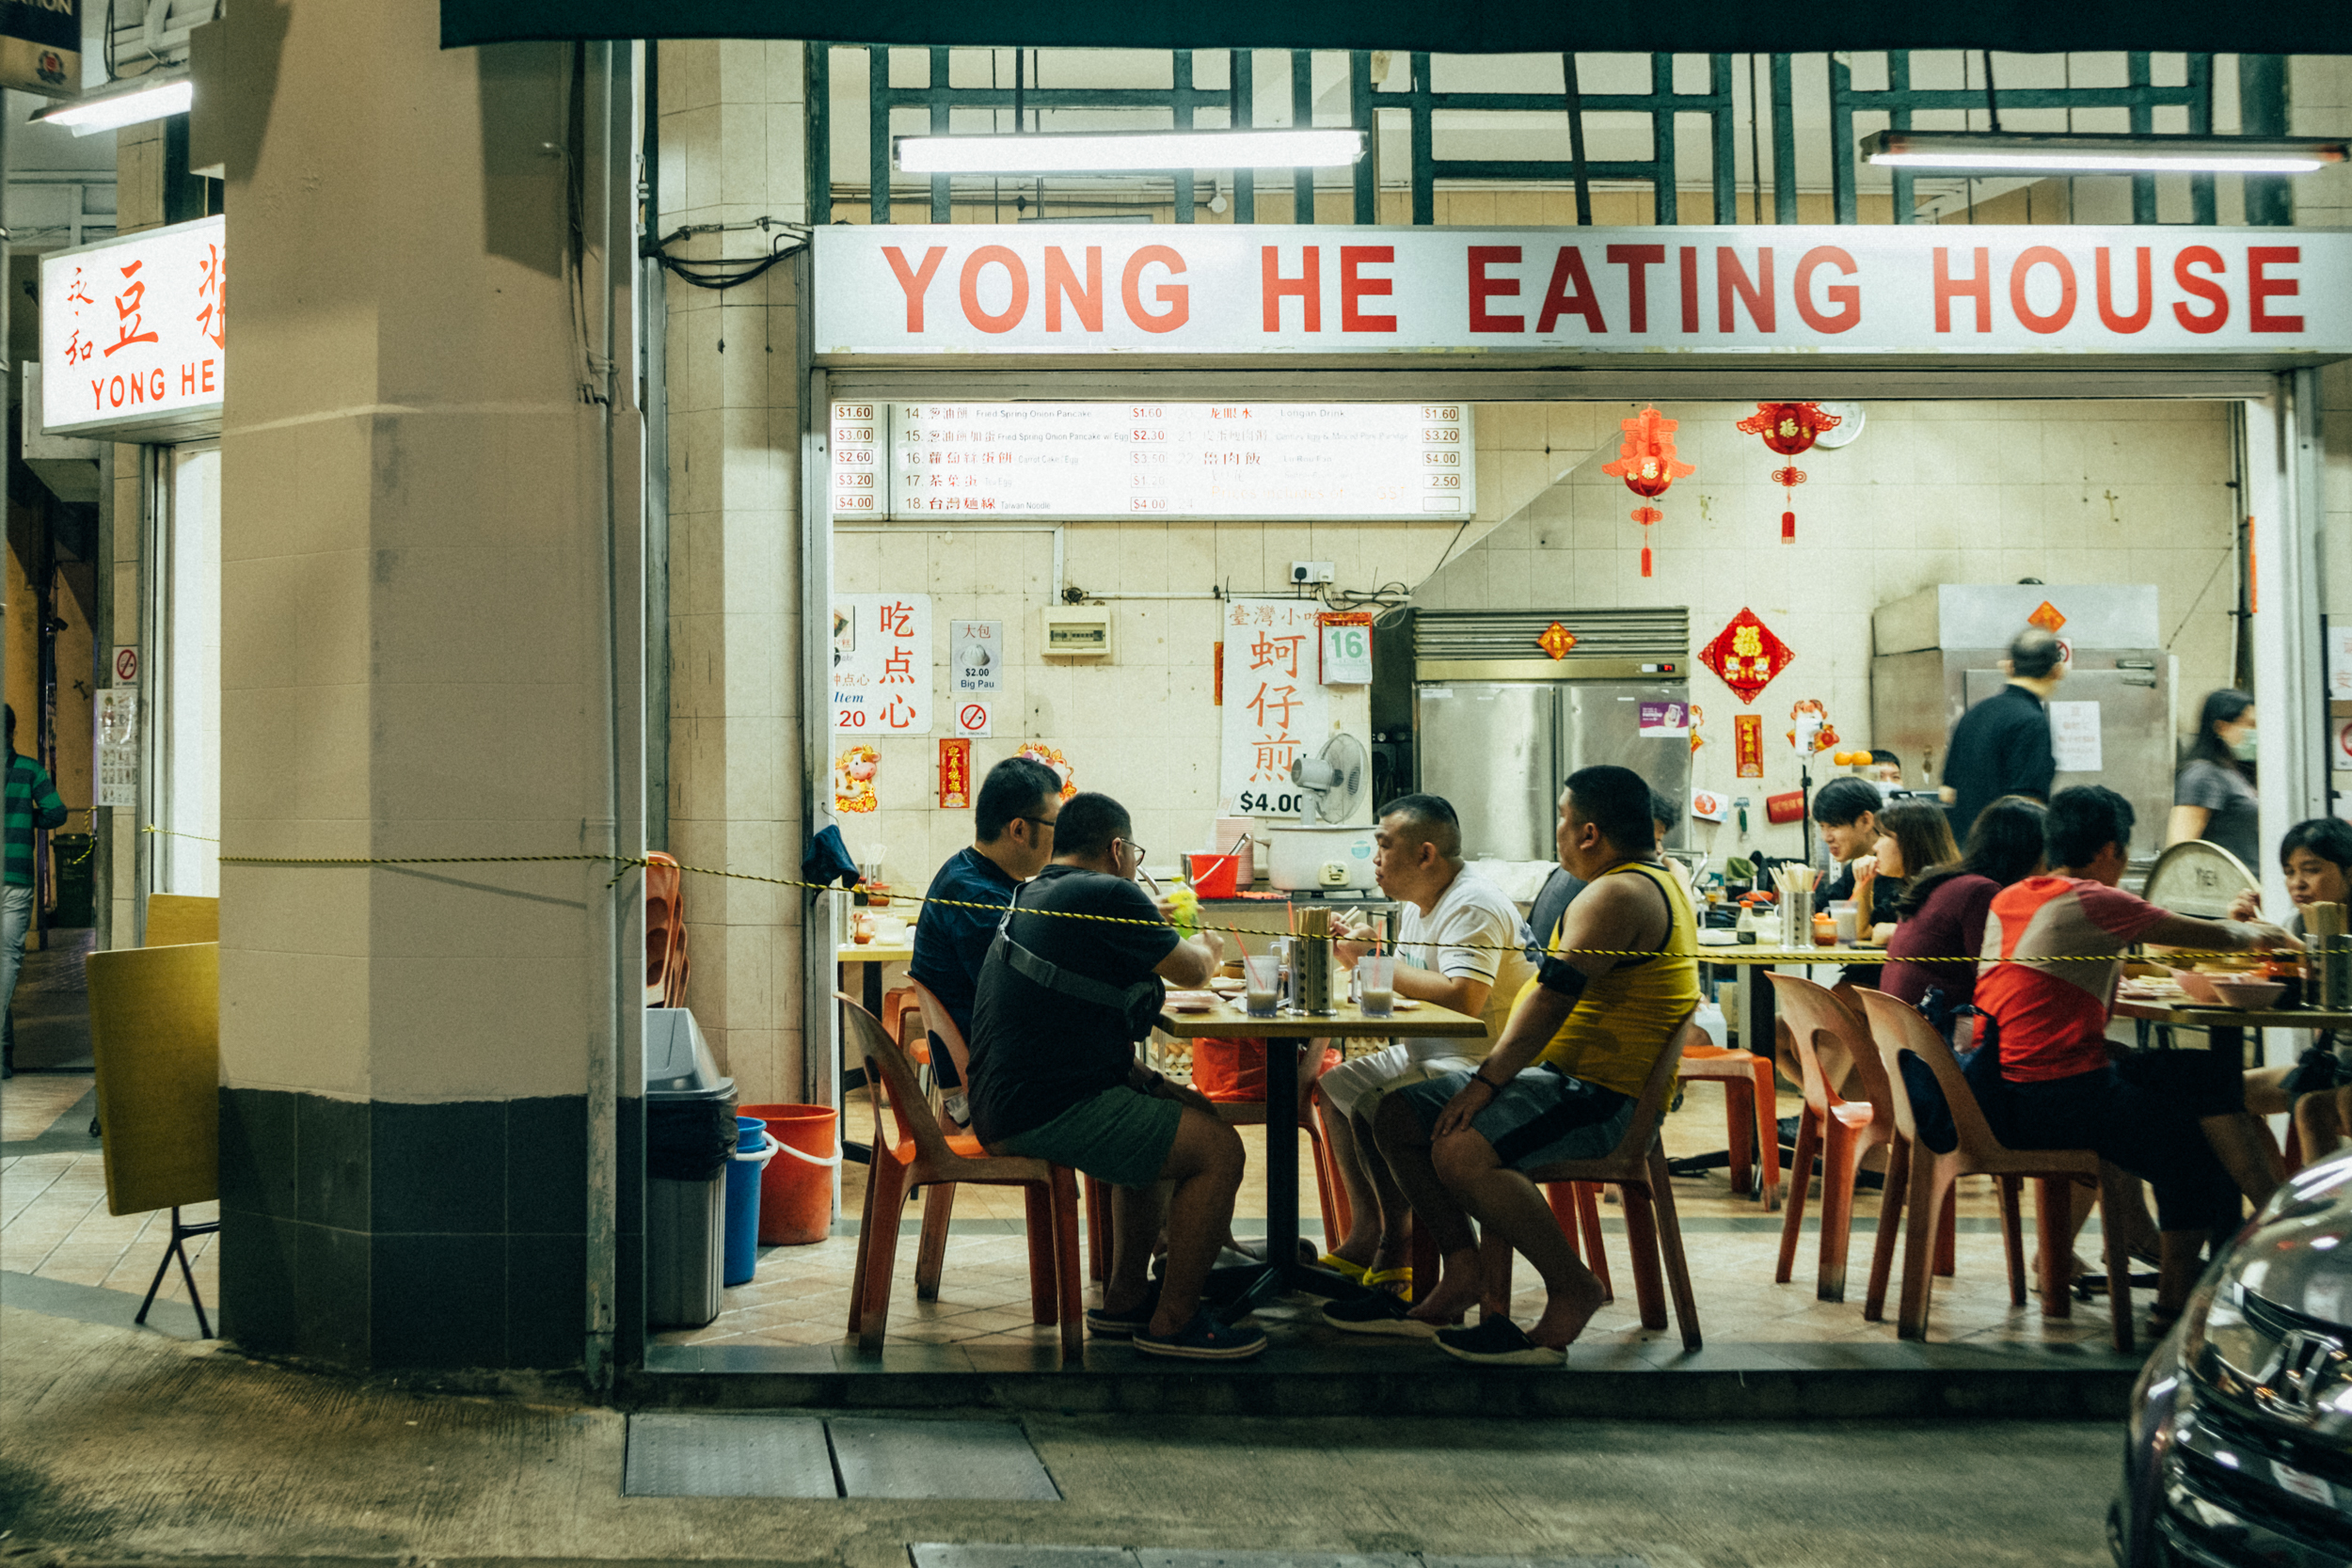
<box><xmin>1041</xmin><ymin>606</ymin><xmax>1112</xmax><ymax>660</ymax></box>
<box><xmin>1291</xmin><ymin>561</ymin><xmax>1336</xmax><ymax>584</ymax></box>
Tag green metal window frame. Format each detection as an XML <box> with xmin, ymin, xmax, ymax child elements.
<box><xmin>813</xmin><ymin>46</ymin><xmax>2233</xmax><ymax>230</ymax></box>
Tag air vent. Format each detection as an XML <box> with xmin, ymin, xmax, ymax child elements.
<box><xmin>1414</xmin><ymin>609</ymin><xmax>1690</xmax><ymax>664</ymax></box>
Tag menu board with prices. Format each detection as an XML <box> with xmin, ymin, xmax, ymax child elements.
<box><xmin>832</xmin><ymin>402</ymin><xmax>1476</xmax><ymax>521</ymax></box>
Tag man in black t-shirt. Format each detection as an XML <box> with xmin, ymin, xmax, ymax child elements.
<box><xmin>967</xmin><ymin>792</ymin><xmax>1260</xmax><ymax>1360</ymax></box>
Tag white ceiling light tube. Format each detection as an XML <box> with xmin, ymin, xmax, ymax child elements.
<box><xmin>31</xmin><ymin>75</ymin><xmax>193</xmax><ymax>136</ymax></box>
<box><xmin>896</xmin><ymin>128</ymin><xmax>1365</xmax><ymax>175</ymax></box>
<box><xmin>1861</xmin><ymin>129</ymin><xmax>2348</xmax><ymax>175</ymax></box>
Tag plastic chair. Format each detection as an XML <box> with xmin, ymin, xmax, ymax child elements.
<box><xmin>1408</xmin><ymin>1018</ymin><xmax>1699</xmax><ymax>1346</ymax></box>
<box><xmin>644</xmin><ymin>853</ymin><xmax>687</xmax><ymax>1007</ymax></box>
<box><xmin>835</xmin><ymin>993</ymin><xmax>1082</xmax><ymax>1362</ymax></box>
<box><xmin>1768</xmin><ymin>974</ymin><xmax>1901</xmax><ymax>1306</ymax></box>
<box><xmin>1677</xmin><ymin>1041</ymin><xmax>1783</xmax><ymax>1210</ymax></box>
<box><xmin>1854</xmin><ymin>988</ymin><xmax>2137</xmax><ymax>1352</ymax></box>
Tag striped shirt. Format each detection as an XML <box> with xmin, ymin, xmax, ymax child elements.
<box><xmin>1974</xmin><ymin>875</ymin><xmax>2169</xmax><ymax>1082</ymax></box>
<box><xmin>4</xmin><ymin>752</ymin><xmax>68</xmax><ymax>888</ymax></box>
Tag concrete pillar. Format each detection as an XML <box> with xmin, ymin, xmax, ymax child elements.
<box><xmin>210</xmin><ymin>3</ymin><xmax>638</xmax><ymax>1371</ymax></box>
<box><xmin>658</xmin><ymin>41</ymin><xmax>811</xmax><ymax>1107</ymax></box>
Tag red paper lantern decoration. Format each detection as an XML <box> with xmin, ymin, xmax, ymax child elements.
<box><xmin>1736</xmin><ymin>402</ymin><xmax>1840</xmax><ymax>543</ymax></box>
<box><xmin>1600</xmin><ymin>405</ymin><xmax>1695</xmax><ymax>578</ymax></box>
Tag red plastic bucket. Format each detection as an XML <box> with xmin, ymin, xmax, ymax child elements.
<box><xmin>1186</xmin><ymin>853</ymin><xmax>1241</xmax><ymax>899</ymax></box>
<box><xmin>738</xmin><ymin>1102</ymin><xmax>838</xmax><ymax>1245</ymax></box>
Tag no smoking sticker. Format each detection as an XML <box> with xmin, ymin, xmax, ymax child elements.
<box><xmin>957</xmin><ymin>702</ymin><xmax>993</xmax><ymax>738</ymax></box>
<box><xmin>113</xmin><ymin>645</ymin><xmax>139</xmax><ymax>685</ymax></box>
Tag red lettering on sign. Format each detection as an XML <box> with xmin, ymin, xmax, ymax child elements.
<box><xmin>2010</xmin><ymin>245</ymin><xmax>2077</xmax><ymax>335</ymax></box>
<box><xmin>2095</xmin><ymin>247</ymin><xmax>2153</xmax><ymax>333</ymax></box>
<box><xmin>1934</xmin><ymin>246</ymin><xmax>1992</xmax><ymax>334</ymax></box>
<box><xmin>1467</xmin><ymin>245</ymin><xmax>1522</xmax><ymax>333</ymax></box>
<box><xmin>1677</xmin><ymin>246</ymin><xmax>1699</xmax><ymax>333</ymax></box>
<box><xmin>1043</xmin><ymin>246</ymin><xmax>1103</xmax><ymax>332</ymax></box>
<box><xmin>1606</xmin><ymin>244</ymin><xmax>1664</xmax><ymax>333</ymax></box>
<box><xmin>1716</xmin><ymin>247</ymin><xmax>1774</xmax><ymax>333</ymax></box>
<box><xmin>1339</xmin><ymin>245</ymin><xmax>1395</xmax><ymax>332</ymax></box>
<box><xmin>2249</xmin><ymin>245</ymin><xmax>2303</xmax><ymax>334</ymax></box>
<box><xmin>2173</xmin><ymin>245</ymin><xmax>2228</xmax><ymax>334</ymax></box>
<box><xmin>1790</xmin><ymin>246</ymin><xmax>1858</xmax><ymax>334</ymax></box>
<box><xmin>960</xmin><ymin>246</ymin><xmax>1029</xmax><ymax>334</ymax></box>
<box><xmin>1534</xmin><ymin>246</ymin><xmax>1605</xmax><ymax>334</ymax></box>
<box><xmin>1262</xmin><ymin>245</ymin><xmax>1322</xmax><ymax>332</ymax></box>
<box><xmin>882</xmin><ymin>245</ymin><xmax>947</xmax><ymax>331</ymax></box>
<box><xmin>1122</xmin><ymin>246</ymin><xmax>1188</xmax><ymax>334</ymax></box>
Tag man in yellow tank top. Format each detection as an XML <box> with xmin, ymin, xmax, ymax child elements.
<box><xmin>1325</xmin><ymin>764</ymin><xmax>1699</xmax><ymax>1364</ymax></box>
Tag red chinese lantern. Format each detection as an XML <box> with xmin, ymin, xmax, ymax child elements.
<box><xmin>1736</xmin><ymin>402</ymin><xmax>1840</xmax><ymax>543</ymax></box>
<box><xmin>1600</xmin><ymin>405</ymin><xmax>1695</xmax><ymax>578</ymax></box>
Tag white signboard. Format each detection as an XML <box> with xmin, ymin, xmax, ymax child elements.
<box><xmin>950</xmin><ymin>619</ymin><xmax>1003</xmax><ymax>693</ymax></box>
<box><xmin>2329</xmin><ymin>624</ymin><xmax>2352</xmax><ymax>703</ymax></box>
<box><xmin>837</xmin><ymin>401</ymin><xmax>1473</xmax><ymax>520</ymax></box>
<box><xmin>94</xmin><ymin>689</ymin><xmax>137</xmax><ymax>809</ymax></box>
<box><xmin>2050</xmin><ymin>701</ymin><xmax>2105</xmax><ymax>773</ymax></box>
<box><xmin>831</xmin><ymin>593</ymin><xmax>933</xmax><ymax>737</ymax></box>
<box><xmin>41</xmin><ymin>214</ymin><xmax>224</xmax><ymax>438</ymax></box>
<box><xmin>1320</xmin><ymin>619</ymin><xmax>1374</xmax><ymax>685</ymax></box>
<box><xmin>815</xmin><ymin>225</ymin><xmax>2352</xmax><ymax>359</ymax></box>
<box><xmin>1219</xmin><ymin>599</ymin><xmax>1332</xmax><ymax>816</ymax></box>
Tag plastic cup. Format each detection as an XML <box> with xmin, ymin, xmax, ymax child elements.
<box><xmin>1831</xmin><ymin>899</ymin><xmax>1860</xmax><ymax>944</ymax></box>
<box><xmin>1244</xmin><ymin>953</ymin><xmax>1280</xmax><ymax>1016</ymax></box>
<box><xmin>1358</xmin><ymin>954</ymin><xmax>1395</xmax><ymax>1017</ymax></box>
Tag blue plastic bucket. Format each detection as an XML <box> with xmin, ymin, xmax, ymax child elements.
<box><xmin>723</xmin><ymin>1117</ymin><xmax>774</xmax><ymax>1287</ymax></box>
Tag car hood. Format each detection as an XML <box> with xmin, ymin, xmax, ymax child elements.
<box><xmin>2236</xmin><ymin>1158</ymin><xmax>2352</xmax><ymax>1329</ymax></box>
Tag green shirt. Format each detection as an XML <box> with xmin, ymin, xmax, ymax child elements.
<box><xmin>5</xmin><ymin>752</ymin><xmax>68</xmax><ymax>887</ymax></box>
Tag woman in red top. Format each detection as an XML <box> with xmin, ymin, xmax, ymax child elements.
<box><xmin>1882</xmin><ymin>797</ymin><xmax>2049</xmax><ymax>1039</ymax></box>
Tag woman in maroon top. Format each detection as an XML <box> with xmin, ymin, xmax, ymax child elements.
<box><xmin>1883</xmin><ymin>797</ymin><xmax>2050</xmax><ymax>1037</ymax></box>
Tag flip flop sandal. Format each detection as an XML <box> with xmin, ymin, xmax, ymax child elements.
<box><xmin>1313</xmin><ymin>1252</ymin><xmax>1370</xmax><ymax>1283</ymax></box>
<box><xmin>1363</xmin><ymin>1267</ymin><xmax>1413</xmax><ymax>1294</ymax></box>
<box><xmin>1435</xmin><ymin>1318</ymin><xmax>1566</xmax><ymax>1368</ymax></box>
<box><xmin>1134</xmin><ymin>1310</ymin><xmax>1269</xmax><ymax>1360</ymax></box>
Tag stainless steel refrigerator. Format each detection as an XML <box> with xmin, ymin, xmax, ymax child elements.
<box><xmin>1411</xmin><ymin>610</ymin><xmax>1693</xmax><ymax>862</ymax></box>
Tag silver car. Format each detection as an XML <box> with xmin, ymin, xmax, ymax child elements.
<box><xmin>2112</xmin><ymin>1152</ymin><xmax>2352</xmax><ymax>1567</ymax></box>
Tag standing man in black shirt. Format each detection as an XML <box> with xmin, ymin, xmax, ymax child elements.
<box><xmin>1940</xmin><ymin>627</ymin><xmax>2065</xmax><ymax>840</ymax></box>
<box><xmin>967</xmin><ymin>792</ymin><xmax>1262</xmax><ymax>1360</ymax></box>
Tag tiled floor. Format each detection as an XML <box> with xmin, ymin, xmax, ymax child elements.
<box><xmin>658</xmin><ymin>1083</ymin><xmax>2135</xmax><ymax>1361</ymax></box>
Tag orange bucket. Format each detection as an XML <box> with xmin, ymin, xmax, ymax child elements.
<box><xmin>1185</xmin><ymin>853</ymin><xmax>1241</xmax><ymax>899</ymax></box>
<box><xmin>738</xmin><ymin>1102</ymin><xmax>839</xmax><ymax>1245</ymax></box>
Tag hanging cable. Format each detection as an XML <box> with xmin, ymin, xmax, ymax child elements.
<box><xmin>645</xmin><ymin>217</ymin><xmax>810</xmax><ymax>291</ymax></box>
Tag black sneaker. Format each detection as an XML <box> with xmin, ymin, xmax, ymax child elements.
<box><xmin>1321</xmin><ymin>1291</ymin><xmax>1438</xmax><ymax>1338</ymax></box>
<box><xmin>1084</xmin><ymin>1278</ymin><xmax>1162</xmax><ymax>1338</ymax></box>
<box><xmin>1435</xmin><ymin>1317</ymin><xmax>1565</xmax><ymax>1367</ymax></box>
<box><xmin>1132</xmin><ymin>1310</ymin><xmax>1268</xmax><ymax>1360</ymax></box>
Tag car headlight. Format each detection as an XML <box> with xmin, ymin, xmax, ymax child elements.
<box><xmin>2256</xmin><ymin>1152</ymin><xmax>2352</xmax><ymax>1226</ymax></box>
<box><xmin>2181</xmin><ymin>1276</ymin><xmax>2271</xmax><ymax>1397</ymax></box>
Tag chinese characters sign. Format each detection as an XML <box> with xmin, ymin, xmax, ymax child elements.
<box><xmin>938</xmin><ymin>739</ymin><xmax>972</xmax><ymax>810</ymax></box>
<box><xmin>834</xmin><ymin>401</ymin><xmax>1475</xmax><ymax>521</ymax></box>
<box><xmin>1219</xmin><ymin>599</ymin><xmax>1332</xmax><ymax>816</ymax></box>
<box><xmin>1697</xmin><ymin>608</ymin><xmax>1792</xmax><ymax>705</ymax></box>
<box><xmin>832</xmin><ymin>593</ymin><xmax>933</xmax><ymax>736</ymax></box>
<box><xmin>41</xmin><ymin>215</ymin><xmax>225</xmax><ymax>439</ymax></box>
<box><xmin>949</xmin><ymin>619</ymin><xmax>1003</xmax><ymax>694</ymax></box>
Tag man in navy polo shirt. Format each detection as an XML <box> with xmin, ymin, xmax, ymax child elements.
<box><xmin>908</xmin><ymin>756</ymin><xmax>1064</xmax><ymax>1123</ymax></box>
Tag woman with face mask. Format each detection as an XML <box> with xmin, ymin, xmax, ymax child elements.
<box><xmin>2165</xmin><ymin>689</ymin><xmax>2260</xmax><ymax>869</ymax></box>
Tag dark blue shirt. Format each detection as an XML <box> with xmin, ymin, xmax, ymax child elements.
<box><xmin>908</xmin><ymin>847</ymin><xmax>1019</xmax><ymax>1076</ymax></box>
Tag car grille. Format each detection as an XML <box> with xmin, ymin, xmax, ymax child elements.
<box><xmin>2173</xmin><ymin>1392</ymin><xmax>2352</xmax><ymax>1559</ymax></box>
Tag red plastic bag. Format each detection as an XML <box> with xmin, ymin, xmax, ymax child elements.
<box><xmin>1191</xmin><ymin>1038</ymin><xmax>1342</xmax><ymax>1102</ymax></box>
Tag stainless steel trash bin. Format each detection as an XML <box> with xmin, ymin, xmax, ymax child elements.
<box><xmin>644</xmin><ymin>1007</ymin><xmax>737</xmax><ymax>1329</ymax></box>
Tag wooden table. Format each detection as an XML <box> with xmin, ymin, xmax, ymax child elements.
<box><xmin>836</xmin><ymin>941</ymin><xmax>913</xmax><ymax>1018</ymax></box>
<box><xmin>1160</xmin><ymin>996</ymin><xmax>1486</xmax><ymax>1293</ymax></box>
<box><xmin>2112</xmin><ymin>996</ymin><xmax>2352</xmax><ymax>1068</ymax></box>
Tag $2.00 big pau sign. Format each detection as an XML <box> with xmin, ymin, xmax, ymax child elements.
<box><xmin>815</xmin><ymin>224</ymin><xmax>2352</xmax><ymax>360</ymax></box>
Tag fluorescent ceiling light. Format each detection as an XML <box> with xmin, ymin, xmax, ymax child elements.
<box><xmin>896</xmin><ymin>128</ymin><xmax>1365</xmax><ymax>174</ymax></box>
<box><xmin>1861</xmin><ymin>129</ymin><xmax>2347</xmax><ymax>175</ymax></box>
<box><xmin>31</xmin><ymin>75</ymin><xmax>192</xmax><ymax>136</ymax></box>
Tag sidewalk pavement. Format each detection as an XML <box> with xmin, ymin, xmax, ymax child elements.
<box><xmin>0</xmin><ymin>1294</ymin><xmax>2118</xmax><ymax>1568</ymax></box>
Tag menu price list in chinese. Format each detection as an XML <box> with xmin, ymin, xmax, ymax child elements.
<box><xmin>832</xmin><ymin>402</ymin><xmax>1475</xmax><ymax>521</ymax></box>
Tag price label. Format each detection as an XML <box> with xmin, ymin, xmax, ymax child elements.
<box><xmin>1238</xmin><ymin>790</ymin><xmax>1303</xmax><ymax>815</ymax></box>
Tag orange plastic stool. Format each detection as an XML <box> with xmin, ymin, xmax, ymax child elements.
<box><xmin>1678</xmin><ymin>1043</ymin><xmax>1782</xmax><ymax>1210</ymax></box>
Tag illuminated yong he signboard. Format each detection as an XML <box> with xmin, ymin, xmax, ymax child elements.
<box><xmin>41</xmin><ymin>214</ymin><xmax>225</xmax><ymax>441</ymax></box>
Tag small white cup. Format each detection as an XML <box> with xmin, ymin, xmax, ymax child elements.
<box><xmin>1244</xmin><ymin>953</ymin><xmax>1281</xmax><ymax>1017</ymax></box>
<box><xmin>1358</xmin><ymin>954</ymin><xmax>1396</xmax><ymax>1018</ymax></box>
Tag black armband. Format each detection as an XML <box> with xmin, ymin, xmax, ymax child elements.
<box><xmin>1537</xmin><ymin>957</ymin><xmax>1590</xmax><ymax>1002</ymax></box>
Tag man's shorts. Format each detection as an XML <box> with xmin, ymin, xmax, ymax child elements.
<box><xmin>994</xmin><ymin>1084</ymin><xmax>1184</xmax><ymax>1189</ymax></box>
<box><xmin>1317</xmin><ymin>1039</ymin><xmax>1485</xmax><ymax>1120</ymax></box>
<box><xmin>1393</xmin><ymin>1064</ymin><xmax>1634</xmax><ymax>1173</ymax></box>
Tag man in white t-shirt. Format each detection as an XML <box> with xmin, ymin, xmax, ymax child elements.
<box><xmin>1318</xmin><ymin>794</ymin><xmax>1535</xmax><ymax>1291</ymax></box>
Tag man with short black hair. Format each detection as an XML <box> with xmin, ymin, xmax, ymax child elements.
<box><xmin>1941</xmin><ymin>627</ymin><xmax>2064</xmax><ymax>839</ymax></box>
<box><xmin>1815</xmin><ymin>776</ymin><xmax>1896</xmax><ymax>984</ymax></box>
<box><xmin>1978</xmin><ymin>784</ymin><xmax>2295</xmax><ymax>1322</ymax></box>
<box><xmin>967</xmin><ymin>791</ymin><xmax>1262</xmax><ymax>1359</ymax></box>
<box><xmin>1327</xmin><ymin>765</ymin><xmax>1698</xmax><ymax>1364</ymax></box>
<box><xmin>908</xmin><ymin>756</ymin><xmax>1064</xmax><ymax>1122</ymax></box>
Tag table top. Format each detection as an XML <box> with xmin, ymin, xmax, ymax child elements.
<box><xmin>2113</xmin><ymin>997</ymin><xmax>2352</xmax><ymax>1030</ymax></box>
<box><xmin>1158</xmin><ymin>997</ymin><xmax>1486</xmax><ymax>1039</ymax></box>
<box><xmin>836</xmin><ymin>942</ymin><xmax>914</xmax><ymax>964</ymax></box>
<box><xmin>1694</xmin><ymin>943</ymin><xmax>1882</xmax><ymax>964</ymax></box>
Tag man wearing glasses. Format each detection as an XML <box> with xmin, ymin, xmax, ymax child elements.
<box><xmin>908</xmin><ymin>757</ymin><xmax>1065</xmax><ymax>1125</ymax></box>
<box><xmin>967</xmin><ymin>792</ymin><xmax>1260</xmax><ymax>1359</ymax></box>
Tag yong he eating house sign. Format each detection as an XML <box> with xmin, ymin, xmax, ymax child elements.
<box><xmin>814</xmin><ymin>224</ymin><xmax>2352</xmax><ymax>363</ymax></box>
<box><xmin>40</xmin><ymin>215</ymin><xmax>225</xmax><ymax>441</ymax></box>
